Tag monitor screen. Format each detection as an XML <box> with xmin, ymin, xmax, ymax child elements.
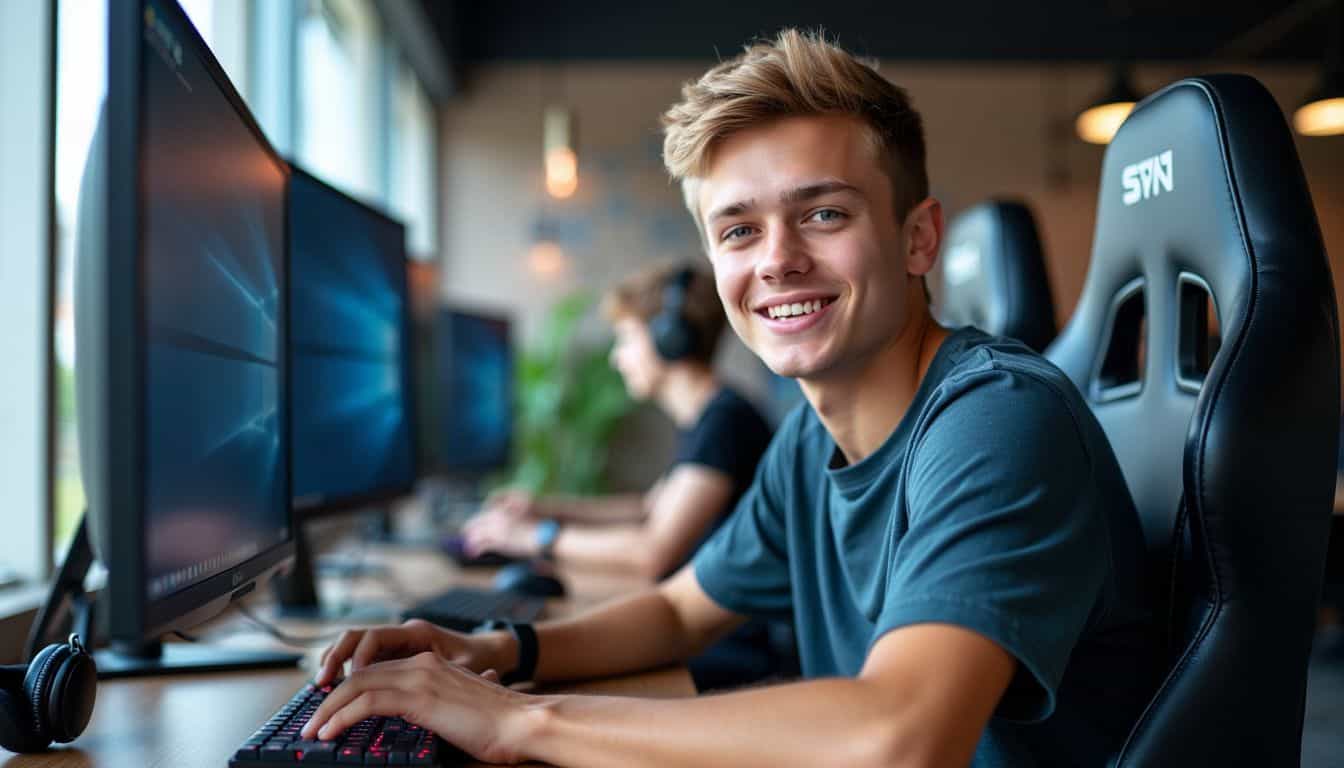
<box><xmin>436</xmin><ymin>309</ymin><xmax>513</xmax><ymax>473</ymax></box>
<box><xmin>289</xmin><ymin>168</ymin><xmax>415</xmax><ymax>512</ymax></box>
<box><xmin>138</xmin><ymin>0</ymin><xmax>289</xmax><ymax>601</ymax></box>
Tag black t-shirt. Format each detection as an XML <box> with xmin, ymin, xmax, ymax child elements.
<box><xmin>670</xmin><ymin>387</ymin><xmax>774</xmax><ymax>567</ymax></box>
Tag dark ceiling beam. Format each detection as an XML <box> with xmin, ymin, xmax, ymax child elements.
<box><xmin>422</xmin><ymin>0</ymin><xmax>1326</xmax><ymax>64</ymax></box>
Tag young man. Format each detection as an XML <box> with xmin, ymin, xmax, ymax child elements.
<box><xmin>303</xmin><ymin>30</ymin><xmax>1158</xmax><ymax>766</ymax></box>
<box><xmin>461</xmin><ymin>263</ymin><xmax>788</xmax><ymax>690</ymax></box>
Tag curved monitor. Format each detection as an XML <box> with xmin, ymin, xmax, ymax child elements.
<box><xmin>75</xmin><ymin>0</ymin><xmax>293</xmax><ymax>656</ymax></box>
<box><xmin>288</xmin><ymin>166</ymin><xmax>416</xmax><ymax>516</ymax></box>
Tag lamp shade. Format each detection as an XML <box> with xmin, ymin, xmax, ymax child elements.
<box><xmin>1076</xmin><ymin>68</ymin><xmax>1142</xmax><ymax>145</ymax></box>
<box><xmin>1294</xmin><ymin>69</ymin><xmax>1344</xmax><ymax>136</ymax></box>
<box><xmin>544</xmin><ymin>106</ymin><xmax>578</xmax><ymax>198</ymax></box>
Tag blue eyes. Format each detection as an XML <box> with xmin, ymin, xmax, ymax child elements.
<box><xmin>719</xmin><ymin>209</ymin><xmax>846</xmax><ymax>243</ymax></box>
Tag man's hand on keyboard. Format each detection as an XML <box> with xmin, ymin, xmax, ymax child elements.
<box><xmin>314</xmin><ymin>619</ymin><xmax>516</xmax><ymax>688</ymax></box>
<box><xmin>300</xmin><ymin>652</ymin><xmax>536</xmax><ymax>765</ymax></box>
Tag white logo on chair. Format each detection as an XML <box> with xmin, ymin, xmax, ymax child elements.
<box><xmin>944</xmin><ymin>242</ymin><xmax>981</xmax><ymax>286</ymax></box>
<box><xmin>1121</xmin><ymin>149</ymin><xmax>1174</xmax><ymax>206</ymax></box>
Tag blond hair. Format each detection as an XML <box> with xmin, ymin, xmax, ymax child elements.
<box><xmin>602</xmin><ymin>263</ymin><xmax>725</xmax><ymax>364</ymax></box>
<box><xmin>662</xmin><ymin>29</ymin><xmax>928</xmax><ymax>235</ymax></box>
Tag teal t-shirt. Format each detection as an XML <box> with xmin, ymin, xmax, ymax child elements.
<box><xmin>693</xmin><ymin>328</ymin><xmax>1158</xmax><ymax>766</ymax></box>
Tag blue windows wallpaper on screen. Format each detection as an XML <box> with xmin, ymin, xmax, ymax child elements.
<box><xmin>289</xmin><ymin>171</ymin><xmax>415</xmax><ymax>508</ymax></box>
<box><xmin>141</xmin><ymin>0</ymin><xmax>288</xmax><ymax>599</ymax></box>
<box><xmin>436</xmin><ymin>311</ymin><xmax>512</xmax><ymax>473</ymax></box>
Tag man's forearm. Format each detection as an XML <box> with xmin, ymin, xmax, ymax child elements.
<box><xmin>514</xmin><ymin>677</ymin><xmax>934</xmax><ymax>768</ymax></box>
<box><xmin>535</xmin><ymin>589</ymin><xmax>708</xmax><ymax>682</ymax></box>
<box><xmin>553</xmin><ymin>524</ymin><xmax>665</xmax><ymax>580</ymax></box>
<box><xmin>541</xmin><ymin>494</ymin><xmax>646</xmax><ymax>524</ymax></box>
<box><xmin>484</xmin><ymin>589</ymin><xmax>714</xmax><ymax>684</ymax></box>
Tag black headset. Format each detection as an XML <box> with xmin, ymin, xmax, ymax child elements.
<box><xmin>0</xmin><ymin>634</ymin><xmax>97</xmax><ymax>753</ymax></box>
<box><xmin>648</xmin><ymin>267</ymin><xmax>699</xmax><ymax>362</ymax></box>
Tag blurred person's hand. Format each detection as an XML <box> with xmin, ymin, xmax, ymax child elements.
<box><xmin>478</xmin><ymin>488</ymin><xmax>540</xmax><ymax>522</ymax></box>
<box><xmin>462</xmin><ymin>512</ymin><xmax>542</xmax><ymax>559</ymax></box>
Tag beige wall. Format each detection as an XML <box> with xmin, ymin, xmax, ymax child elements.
<box><xmin>437</xmin><ymin>60</ymin><xmax>1344</xmax><ymax>485</ymax></box>
<box><xmin>440</xmin><ymin>59</ymin><xmax>1343</xmax><ymax>335</ymax></box>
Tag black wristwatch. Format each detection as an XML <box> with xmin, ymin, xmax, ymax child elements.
<box><xmin>475</xmin><ymin>620</ymin><xmax>538</xmax><ymax>686</ymax></box>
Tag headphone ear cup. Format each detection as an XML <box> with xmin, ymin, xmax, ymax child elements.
<box><xmin>649</xmin><ymin>314</ymin><xmax>691</xmax><ymax>361</ymax></box>
<box><xmin>43</xmin><ymin>648</ymin><xmax>96</xmax><ymax>744</ymax></box>
<box><xmin>650</xmin><ymin>269</ymin><xmax>698</xmax><ymax>362</ymax></box>
<box><xmin>20</xmin><ymin>643</ymin><xmax>65</xmax><ymax>749</ymax></box>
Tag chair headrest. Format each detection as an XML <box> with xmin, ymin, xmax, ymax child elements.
<box><xmin>1048</xmin><ymin>74</ymin><xmax>1337</xmax><ymax>545</ymax></box>
<box><xmin>932</xmin><ymin>200</ymin><xmax>1057</xmax><ymax>352</ymax></box>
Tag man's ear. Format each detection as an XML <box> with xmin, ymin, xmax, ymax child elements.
<box><xmin>903</xmin><ymin>197</ymin><xmax>944</xmax><ymax>278</ymax></box>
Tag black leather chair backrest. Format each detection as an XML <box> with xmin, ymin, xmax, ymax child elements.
<box><xmin>931</xmin><ymin>200</ymin><xmax>1057</xmax><ymax>352</ymax></box>
<box><xmin>1046</xmin><ymin>74</ymin><xmax>1339</xmax><ymax>766</ymax></box>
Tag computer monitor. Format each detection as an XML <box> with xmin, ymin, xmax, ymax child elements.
<box><xmin>272</xmin><ymin>164</ymin><xmax>416</xmax><ymax>617</ymax></box>
<box><xmin>434</xmin><ymin>308</ymin><xmax>514</xmax><ymax>478</ymax></box>
<box><xmin>53</xmin><ymin>0</ymin><xmax>297</xmax><ymax>677</ymax></box>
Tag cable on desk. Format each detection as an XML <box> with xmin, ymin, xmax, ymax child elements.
<box><xmin>233</xmin><ymin>602</ymin><xmax>346</xmax><ymax>647</ymax></box>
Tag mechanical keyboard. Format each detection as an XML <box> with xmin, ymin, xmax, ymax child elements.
<box><xmin>228</xmin><ymin>680</ymin><xmax>462</xmax><ymax>766</ymax></box>
<box><xmin>401</xmin><ymin>586</ymin><xmax>544</xmax><ymax>633</ymax></box>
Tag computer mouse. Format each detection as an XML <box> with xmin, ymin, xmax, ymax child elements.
<box><xmin>440</xmin><ymin>534</ymin><xmax>514</xmax><ymax>567</ymax></box>
<box><xmin>493</xmin><ymin>562</ymin><xmax>567</xmax><ymax>598</ymax></box>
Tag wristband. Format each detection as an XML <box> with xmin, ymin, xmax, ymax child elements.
<box><xmin>535</xmin><ymin>519</ymin><xmax>561</xmax><ymax>559</ymax></box>
<box><xmin>476</xmin><ymin>620</ymin><xmax>538</xmax><ymax>685</ymax></box>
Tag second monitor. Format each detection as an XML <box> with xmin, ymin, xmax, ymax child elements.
<box><xmin>274</xmin><ymin>164</ymin><xmax>417</xmax><ymax>617</ymax></box>
<box><xmin>434</xmin><ymin>307</ymin><xmax>513</xmax><ymax>478</ymax></box>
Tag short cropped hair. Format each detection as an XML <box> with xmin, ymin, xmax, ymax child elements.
<box><xmin>662</xmin><ymin>28</ymin><xmax>928</xmax><ymax>239</ymax></box>
<box><xmin>601</xmin><ymin>263</ymin><xmax>725</xmax><ymax>365</ymax></box>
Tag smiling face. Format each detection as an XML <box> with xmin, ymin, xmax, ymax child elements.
<box><xmin>698</xmin><ymin>114</ymin><xmax>934</xmax><ymax>382</ymax></box>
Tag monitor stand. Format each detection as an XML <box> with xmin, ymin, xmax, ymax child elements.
<box><xmin>30</xmin><ymin>514</ymin><xmax>303</xmax><ymax>678</ymax></box>
<box><xmin>269</xmin><ymin>518</ymin><xmax>397</xmax><ymax>623</ymax></box>
<box><xmin>92</xmin><ymin>639</ymin><xmax>301</xmax><ymax>679</ymax></box>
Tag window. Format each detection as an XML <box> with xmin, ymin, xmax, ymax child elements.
<box><xmin>50</xmin><ymin>0</ymin><xmax>104</xmax><ymax>566</ymax></box>
<box><xmin>177</xmin><ymin>0</ymin><xmax>249</xmax><ymax>95</ymax></box>
<box><xmin>295</xmin><ymin>0</ymin><xmax>384</xmax><ymax>202</ymax></box>
<box><xmin>2</xmin><ymin>0</ymin><xmax>54</xmax><ymax>582</ymax></box>
<box><xmin>389</xmin><ymin>54</ymin><xmax>439</xmax><ymax>258</ymax></box>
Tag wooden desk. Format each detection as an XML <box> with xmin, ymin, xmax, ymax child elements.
<box><xmin>1</xmin><ymin>542</ymin><xmax>695</xmax><ymax>767</ymax></box>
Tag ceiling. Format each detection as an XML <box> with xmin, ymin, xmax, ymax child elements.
<box><xmin>421</xmin><ymin>0</ymin><xmax>1338</xmax><ymax>66</ymax></box>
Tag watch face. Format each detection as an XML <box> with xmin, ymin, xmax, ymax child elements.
<box><xmin>536</xmin><ymin>520</ymin><xmax>561</xmax><ymax>551</ymax></box>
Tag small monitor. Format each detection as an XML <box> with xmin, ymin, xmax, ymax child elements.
<box><xmin>435</xmin><ymin>308</ymin><xmax>514</xmax><ymax>475</ymax></box>
<box><xmin>69</xmin><ymin>0</ymin><xmax>296</xmax><ymax>676</ymax></box>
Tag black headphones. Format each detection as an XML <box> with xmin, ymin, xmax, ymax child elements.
<box><xmin>0</xmin><ymin>634</ymin><xmax>97</xmax><ymax>753</ymax></box>
<box><xmin>648</xmin><ymin>267</ymin><xmax>699</xmax><ymax>362</ymax></box>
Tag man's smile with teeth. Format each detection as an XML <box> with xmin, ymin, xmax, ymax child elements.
<box><xmin>763</xmin><ymin>298</ymin><xmax>834</xmax><ymax>319</ymax></box>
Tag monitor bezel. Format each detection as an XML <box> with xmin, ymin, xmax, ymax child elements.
<box><xmin>285</xmin><ymin>162</ymin><xmax>420</xmax><ymax>520</ymax></box>
<box><xmin>102</xmin><ymin>0</ymin><xmax>294</xmax><ymax>642</ymax></box>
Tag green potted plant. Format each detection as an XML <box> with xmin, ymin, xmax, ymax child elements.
<box><xmin>501</xmin><ymin>292</ymin><xmax>633</xmax><ymax>494</ymax></box>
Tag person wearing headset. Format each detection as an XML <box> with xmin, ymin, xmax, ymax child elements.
<box><xmin>461</xmin><ymin>262</ymin><xmax>791</xmax><ymax>690</ymax></box>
